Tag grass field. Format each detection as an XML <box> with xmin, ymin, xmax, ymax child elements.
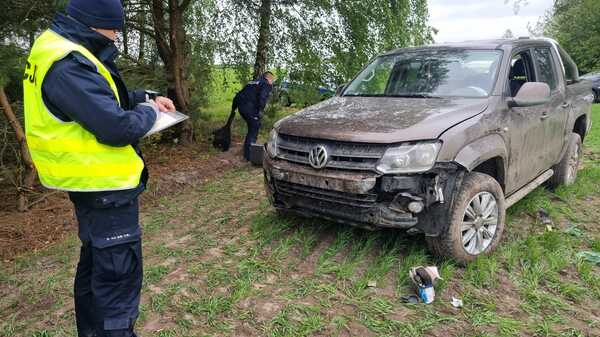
<box><xmin>1</xmin><ymin>105</ymin><xmax>599</xmax><ymax>337</ymax></box>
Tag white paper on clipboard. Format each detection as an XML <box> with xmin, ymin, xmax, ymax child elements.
<box><xmin>144</xmin><ymin>110</ymin><xmax>189</xmax><ymax>138</ymax></box>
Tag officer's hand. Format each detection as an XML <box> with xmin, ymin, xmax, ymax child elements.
<box><xmin>154</xmin><ymin>96</ymin><xmax>176</xmax><ymax>113</ymax></box>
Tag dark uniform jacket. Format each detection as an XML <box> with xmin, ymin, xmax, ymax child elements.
<box><xmin>42</xmin><ymin>13</ymin><xmax>156</xmax><ymax>209</ymax></box>
<box><xmin>234</xmin><ymin>76</ymin><xmax>273</xmax><ymax>118</ymax></box>
<box><xmin>41</xmin><ymin>13</ymin><xmax>156</xmax><ymax>247</ymax></box>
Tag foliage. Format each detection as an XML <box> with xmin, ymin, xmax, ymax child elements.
<box><xmin>216</xmin><ymin>0</ymin><xmax>434</xmax><ymax>88</ymax></box>
<box><xmin>0</xmin><ymin>1</ymin><xmax>64</xmax><ymax>181</ymax></box>
<box><xmin>0</xmin><ymin>0</ymin><xmax>65</xmax><ymax>88</ymax></box>
<box><xmin>543</xmin><ymin>0</ymin><xmax>600</xmax><ymax>74</ymax></box>
<box><xmin>0</xmin><ymin>45</ymin><xmax>27</xmax><ymax>167</ymax></box>
<box><xmin>0</xmin><ymin>46</ymin><xmax>26</xmax><ymax>90</ymax></box>
<box><xmin>0</xmin><ymin>0</ymin><xmax>435</xmax><ymax>123</ymax></box>
<box><xmin>0</xmin><ymin>1</ymin><xmax>65</xmax><ymax>42</ymax></box>
<box><xmin>0</xmin><ymin>0</ymin><xmax>435</xmax><ymax>166</ymax></box>
<box><xmin>186</xmin><ymin>0</ymin><xmax>220</xmax><ymax>114</ymax></box>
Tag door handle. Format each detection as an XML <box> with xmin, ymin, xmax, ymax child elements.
<box><xmin>562</xmin><ymin>102</ymin><xmax>570</xmax><ymax>109</ymax></box>
<box><xmin>541</xmin><ymin>112</ymin><xmax>549</xmax><ymax>120</ymax></box>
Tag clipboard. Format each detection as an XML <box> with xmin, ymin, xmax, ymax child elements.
<box><xmin>144</xmin><ymin>110</ymin><xmax>189</xmax><ymax>138</ymax></box>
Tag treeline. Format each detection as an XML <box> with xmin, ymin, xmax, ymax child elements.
<box><xmin>531</xmin><ymin>0</ymin><xmax>600</xmax><ymax>74</ymax></box>
<box><xmin>0</xmin><ymin>0</ymin><xmax>434</xmax><ymax>210</ymax></box>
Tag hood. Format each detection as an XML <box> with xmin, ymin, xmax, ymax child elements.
<box><xmin>276</xmin><ymin>96</ymin><xmax>489</xmax><ymax>143</ymax></box>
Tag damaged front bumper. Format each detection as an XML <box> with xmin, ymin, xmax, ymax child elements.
<box><xmin>264</xmin><ymin>156</ymin><xmax>464</xmax><ymax>235</ymax></box>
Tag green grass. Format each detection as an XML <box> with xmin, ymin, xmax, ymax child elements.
<box><xmin>1</xmin><ymin>105</ymin><xmax>599</xmax><ymax>336</ymax></box>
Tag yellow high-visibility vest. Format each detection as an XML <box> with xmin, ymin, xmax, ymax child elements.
<box><xmin>23</xmin><ymin>30</ymin><xmax>144</xmax><ymax>192</ymax></box>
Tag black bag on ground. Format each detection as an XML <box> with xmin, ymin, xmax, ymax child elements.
<box><xmin>212</xmin><ymin>98</ymin><xmax>238</xmax><ymax>151</ymax></box>
<box><xmin>249</xmin><ymin>143</ymin><xmax>264</xmax><ymax>166</ymax></box>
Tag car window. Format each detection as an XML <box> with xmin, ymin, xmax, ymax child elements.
<box><xmin>533</xmin><ymin>48</ymin><xmax>557</xmax><ymax>90</ymax></box>
<box><xmin>508</xmin><ymin>52</ymin><xmax>535</xmax><ymax>97</ymax></box>
<box><xmin>556</xmin><ymin>44</ymin><xmax>579</xmax><ymax>83</ymax></box>
<box><xmin>343</xmin><ymin>50</ymin><xmax>502</xmax><ymax>98</ymax></box>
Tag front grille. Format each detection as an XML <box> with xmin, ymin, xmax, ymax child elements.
<box><xmin>275</xmin><ymin>180</ymin><xmax>378</xmax><ymax>208</ymax></box>
<box><xmin>277</xmin><ymin>134</ymin><xmax>386</xmax><ymax>171</ymax></box>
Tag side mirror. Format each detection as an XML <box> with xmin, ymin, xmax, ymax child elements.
<box><xmin>335</xmin><ymin>83</ymin><xmax>347</xmax><ymax>96</ymax></box>
<box><xmin>508</xmin><ymin>82</ymin><xmax>551</xmax><ymax>108</ymax></box>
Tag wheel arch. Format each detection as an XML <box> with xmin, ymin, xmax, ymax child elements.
<box><xmin>454</xmin><ymin>134</ymin><xmax>508</xmax><ymax>192</ymax></box>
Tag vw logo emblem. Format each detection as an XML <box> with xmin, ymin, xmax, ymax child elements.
<box><xmin>308</xmin><ymin>145</ymin><xmax>328</xmax><ymax>169</ymax></box>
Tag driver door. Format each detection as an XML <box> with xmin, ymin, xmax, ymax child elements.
<box><xmin>504</xmin><ymin>50</ymin><xmax>549</xmax><ymax>193</ymax></box>
<box><xmin>532</xmin><ymin>47</ymin><xmax>569</xmax><ymax>168</ymax></box>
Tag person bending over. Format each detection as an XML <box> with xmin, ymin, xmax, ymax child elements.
<box><xmin>232</xmin><ymin>72</ymin><xmax>276</xmax><ymax>161</ymax></box>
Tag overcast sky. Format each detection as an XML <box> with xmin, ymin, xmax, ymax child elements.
<box><xmin>428</xmin><ymin>0</ymin><xmax>554</xmax><ymax>43</ymax></box>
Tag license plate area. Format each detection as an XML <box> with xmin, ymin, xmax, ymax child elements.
<box><xmin>270</xmin><ymin>167</ymin><xmax>377</xmax><ymax>194</ymax></box>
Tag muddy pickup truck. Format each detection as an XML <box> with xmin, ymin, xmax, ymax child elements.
<box><xmin>263</xmin><ymin>38</ymin><xmax>594</xmax><ymax>263</ymax></box>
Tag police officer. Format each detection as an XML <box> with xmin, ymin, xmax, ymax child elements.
<box><xmin>232</xmin><ymin>72</ymin><xmax>275</xmax><ymax>161</ymax></box>
<box><xmin>23</xmin><ymin>1</ymin><xmax>175</xmax><ymax>336</ymax></box>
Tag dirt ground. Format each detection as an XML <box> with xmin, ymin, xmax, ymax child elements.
<box><xmin>0</xmin><ymin>139</ymin><xmax>247</xmax><ymax>261</ymax></box>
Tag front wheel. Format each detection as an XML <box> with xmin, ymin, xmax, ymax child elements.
<box><xmin>594</xmin><ymin>90</ymin><xmax>599</xmax><ymax>103</ymax></box>
<box><xmin>426</xmin><ymin>172</ymin><xmax>506</xmax><ymax>264</ymax></box>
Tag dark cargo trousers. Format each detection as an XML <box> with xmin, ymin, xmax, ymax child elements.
<box><xmin>239</xmin><ymin>108</ymin><xmax>261</xmax><ymax>161</ymax></box>
<box><xmin>71</xmin><ymin>198</ymin><xmax>143</xmax><ymax>337</ymax></box>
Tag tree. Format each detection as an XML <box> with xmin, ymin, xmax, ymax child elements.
<box><xmin>325</xmin><ymin>0</ymin><xmax>434</xmax><ymax>82</ymax></box>
<box><xmin>217</xmin><ymin>0</ymin><xmax>434</xmax><ymax>87</ymax></box>
<box><xmin>150</xmin><ymin>0</ymin><xmax>196</xmax><ymax>142</ymax></box>
<box><xmin>0</xmin><ymin>47</ymin><xmax>36</xmax><ymax>212</ymax></box>
<box><xmin>544</xmin><ymin>0</ymin><xmax>600</xmax><ymax>74</ymax></box>
<box><xmin>253</xmin><ymin>0</ymin><xmax>273</xmax><ymax>79</ymax></box>
<box><xmin>0</xmin><ymin>1</ymin><xmax>65</xmax><ymax>211</ymax></box>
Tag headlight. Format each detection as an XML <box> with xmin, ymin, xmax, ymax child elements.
<box><xmin>376</xmin><ymin>141</ymin><xmax>441</xmax><ymax>174</ymax></box>
<box><xmin>266</xmin><ymin>129</ymin><xmax>279</xmax><ymax>158</ymax></box>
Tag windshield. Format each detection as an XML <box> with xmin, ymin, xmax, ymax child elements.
<box><xmin>343</xmin><ymin>50</ymin><xmax>502</xmax><ymax>98</ymax></box>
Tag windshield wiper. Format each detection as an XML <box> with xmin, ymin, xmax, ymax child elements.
<box><xmin>343</xmin><ymin>94</ymin><xmax>384</xmax><ymax>97</ymax></box>
<box><xmin>390</xmin><ymin>93</ymin><xmax>443</xmax><ymax>99</ymax></box>
<box><xmin>343</xmin><ymin>93</ymin><xmax>443</xmax><ymax>98</ymax></box>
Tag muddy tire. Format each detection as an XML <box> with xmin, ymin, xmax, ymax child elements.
<box><xmin>426</xmin><ymin>172</ymin><xmax>506</xmax><ymax>264</ymax></box>
<box><xmin>548</xmin><ymin>133</ymin><xmax>582</xmax><ymax>189</ymax></box>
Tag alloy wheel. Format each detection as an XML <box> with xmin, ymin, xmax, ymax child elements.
<box><xmin>461</xmin><ymin>192</ymin><xmax>499</xmax><ymax>255</ymax></box>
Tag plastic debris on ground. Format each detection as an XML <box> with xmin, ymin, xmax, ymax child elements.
<box><xmin>576</xmin><ymin>251</ymin><xmax>600</xmax><ymax>264</ymax></box>
<box><xmin>451</xmin><ymin>297</ymin><xmax>463</xmax><ymax>308</ymax></box>
<box><xmin>537</xmin><ymin>208</ymin><xmax>553</xmax><ymax>225</ymax></box>
<box><xmin>408</xmin><ymin>266</ymin><xmax>442</xmax><ymax>304</ymax></box>
<box><xmin>565</xmin><ymin>225</ymin><xmax>584</xmax><ymax>237</ymax></box>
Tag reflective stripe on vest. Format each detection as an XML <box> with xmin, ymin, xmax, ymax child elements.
<box><xmin>23</xmin><ymin>30</ymin><xmax>144</xmax><ymax>192</ymax></box>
